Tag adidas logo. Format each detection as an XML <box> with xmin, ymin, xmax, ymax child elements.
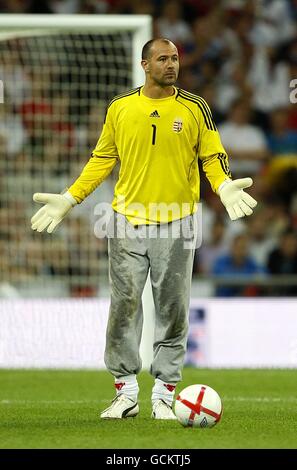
<box><xmin>150</xmin><ymin>110</ymin><xmax>160</xmax><ymax>118</ymax></box>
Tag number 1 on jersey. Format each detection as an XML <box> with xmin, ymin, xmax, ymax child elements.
<box><xmin>151</xmin><ymin>124</ymin><xmax>157</xmax><ymax>145</ymax></box>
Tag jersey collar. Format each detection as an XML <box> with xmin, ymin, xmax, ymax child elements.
<box><xmin>140</xmin><ymin>86</ymin><xmax>177</xmax><ymax>103</ymax></box>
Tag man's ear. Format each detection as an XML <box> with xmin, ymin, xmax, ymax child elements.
<box><xmin>141</xmin><ymin>59</ymin><xmax>149</xmax><ymax>73</ymax></box>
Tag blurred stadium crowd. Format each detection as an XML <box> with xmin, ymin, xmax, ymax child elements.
<box><xmin>0</xmin><ymin>0</ymin><xmax>297</xmax><ymax>297</ymax></box>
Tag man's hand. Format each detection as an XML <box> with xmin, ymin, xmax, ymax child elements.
<box><xmin>218</xmin><ymin>178</ymin><xmax>257</xmax><ymax>221</ymax></box>
<box><xmin>31</xmin><ymin>191</ymin><xmax>77</xmax><ymax>233</ymax></box>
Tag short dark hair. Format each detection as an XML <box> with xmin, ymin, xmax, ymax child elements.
<box><xmin>141</xmin><ymin>38</ymin><xmax>173</xmax><ymax>60</ymax></box>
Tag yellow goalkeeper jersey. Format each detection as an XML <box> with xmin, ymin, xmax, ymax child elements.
<box><xmin>68</xmin><ymin>86</ymin><xmax>231</xmax><ymax>225</ymax></box>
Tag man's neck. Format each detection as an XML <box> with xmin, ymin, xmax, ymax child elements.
<box><xmin>142</xmin><ymin>83</ymin><xmax>175</xmax><ymax>99</ymax></box>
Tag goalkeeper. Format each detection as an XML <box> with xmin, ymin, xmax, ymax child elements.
<box><xmin>31</xmin><ymin>38</ymin><xmax>257</xmax><ymax>420</ymax></box>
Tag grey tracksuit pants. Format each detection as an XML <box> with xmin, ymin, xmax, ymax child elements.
<box><xmin>104</xmin><ymin>211</ymin><xmax>196</xmax><ymax>384</ymax></box>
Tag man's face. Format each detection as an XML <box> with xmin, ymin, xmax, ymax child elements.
<box><xmin>142</xmin><ymin>41</ymin><xmax>179</xmax><ymax>86</ymax></box>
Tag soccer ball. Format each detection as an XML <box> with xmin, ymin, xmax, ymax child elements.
<box><xmin>174</xmin><ymin>384</ymin><xmax>223</xmax><ymax>428</ymax></box>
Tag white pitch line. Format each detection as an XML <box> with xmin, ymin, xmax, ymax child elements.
<box><xmin>220</xmin><ymin>397</ymin><xmax>297</xmax><ymax>403</ymax></box>
<box><xmin>0</xmin><ymin>399</ymin><xmax>151</xmax><ymax>405</ymax></box>
<box><xmin>1</xmin><ymin>397</ymin><xmax>297</xmax><ymax>405</ymax></box>
<box><xmin>0</xmin><ymin>399</ymin><xmax>106</xmax><ymax>405</ymax></box>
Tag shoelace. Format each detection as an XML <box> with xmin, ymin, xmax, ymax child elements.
<box><xmin>104</xmin><ymin>396</ymin><xmax>123</xmax><ymax>413</ymax></box>
<box><xmin>111</xmin><ymin>395</ymin><xmax>123</xmax><ymax>405</ymax></box>
<box><xmin>154</xmin><ymin>400</ymin><xmax>173</xmax><ymax>413</ymax></box>
<box><xmin>110</xmin><ymin>395</ymin><xmax>133</xmax><ymax>406</ymax></box>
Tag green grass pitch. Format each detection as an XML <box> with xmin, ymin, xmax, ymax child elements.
<box><xmin>0</xmin><ymin>368</ymin><xmax>296</xmax><ymax>449</ymax></box>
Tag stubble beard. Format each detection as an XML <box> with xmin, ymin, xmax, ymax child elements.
<box><xmin>155</xmin><ymin>75</ymin><xmax>177</xmax><ymax>88</ymax></box>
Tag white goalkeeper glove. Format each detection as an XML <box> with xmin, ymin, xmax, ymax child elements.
<box><xmin>218</xmin><ymin>178</ymin><xmax>257</xmax><ymax>221</ymax></box>
<box><xmin>31</xmin><ymin>191</ymin><xmax>77</xmax><ymax>233</ymax></box>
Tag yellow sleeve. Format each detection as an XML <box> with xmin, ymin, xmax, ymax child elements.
<box><xmin>68</xmin><ymin>105</ymin><xmax>118</xmax><ymax>203</ymax></box>
<box><xmin>197</xmin><ymin>99</ymin><xmax>232</xmax><ymax>193</ymax></box>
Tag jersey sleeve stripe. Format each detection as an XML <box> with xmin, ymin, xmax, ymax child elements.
<box><xmin>179</xmin><ymin>89</ymin><xmax>217</xmax><ymax>131</ymax></box>
<box><xmin>104</xmin><ymin>87</ymin><xmax>141</xmax><ymax>123</ymax></box>
<box><xmin>175</xmin><ymin>90</ymin><xmax>199</xmax><ymax>127</ymax></box>
<box><xmin>218</xmin><ymin>153</ymin><xmax>232</xmax><ymax>177</ymax></box>
<box><xmin>108</xmin><ymin>87</ymin><xmax>141</xmax><ymax>108</ymax></box>
<box><xmin>180</xmin><ymin>90</ymin><xmax>217</xmax><ymax>131</ymax></box>
<box><xmin>91</xmin><ymin>153</ymin><xmax>118</xmax><ymax>159</ymax></box>
<box><xmin>179</xmin><ymin>90</ymin><xmax>212</xmax><ymax>130</ymax></box>
<box><xmin>196</xmin><ymin>96</ymin><xmax>217</xmax><ymax>131</ymax></box>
